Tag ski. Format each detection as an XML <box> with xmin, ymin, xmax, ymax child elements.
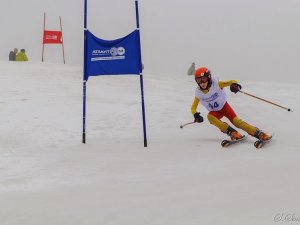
<box><xmin>254</xmin><ymin>134</ymin><xmax>273</xmax><ymax>149</ymax></box>
<box><xmin>221</xmin><ymin>135</ymin><xmax>246</xmax><ymax>147</ymax></box>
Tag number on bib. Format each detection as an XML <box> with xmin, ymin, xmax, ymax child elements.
<box><xmin>208</xmin><ymin>102</ymin><xmax>219</xmax><ymax>110</ymax></box>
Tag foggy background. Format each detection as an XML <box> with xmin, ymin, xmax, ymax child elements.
<box><xmin>1</xmin><ymin>0</ymin><xmax>300</xmax><ymax>81</ymax></box>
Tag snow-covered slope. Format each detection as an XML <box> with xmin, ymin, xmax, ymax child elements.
<box><xmin>0</xmin><ymin>61</ymin><xmax>299</xmax><ymax>225</ymax></box>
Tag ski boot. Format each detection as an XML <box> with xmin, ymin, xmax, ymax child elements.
<box><xmin>254</xmin><ymin>129</ymin><xmax>271</xmax><ymax>141</ymax></box>
<box><xmin>253</xmin><ymin>129</ymin><xmax>272</xmax><ymax>148</ymax></box>
<box><xmin>227</xmin><ymin>126</ymin><xmax>244</xmax><ymax>141</ymax></box>
<box><xmin>221</xmin><ymin>126</ymin><xmax>245</xmax><ymax>147</ymax></box>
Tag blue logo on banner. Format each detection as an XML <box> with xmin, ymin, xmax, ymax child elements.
<box><xmin>85</xmin><ymin>30</ymin><xmax>142</xmax><ymax>80</ymax></box>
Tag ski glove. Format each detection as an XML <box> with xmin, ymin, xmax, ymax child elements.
<box><xmin>230</xmin><ymin>83</ymin><xmax>242</xmax><ymax>94</ymax></box>
<box><xmin>194</xmin><ymin>112</ymin><xmax>204</xmax><ymax>123</ymax></box>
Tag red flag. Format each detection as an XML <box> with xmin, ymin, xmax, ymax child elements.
<box><xmin>43</xmin><ymin>30</ymin><xmax>63</xmax><ymax>44</ymax></box>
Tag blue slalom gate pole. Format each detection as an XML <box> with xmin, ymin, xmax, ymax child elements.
<box><xmin>135</xmin><ymin>0</ymin><xmax>148</xmax><ymax>147</ymax></box>
<box><xmin>82</xmin><ymin>0</ymin><xmax>88</xmax><ymax>143</ymax></box>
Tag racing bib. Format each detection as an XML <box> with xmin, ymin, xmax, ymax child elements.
<box><xmin>195</xmin><ymin>77</ymin><xmax>227</xmax><ymax>111</ymax></box>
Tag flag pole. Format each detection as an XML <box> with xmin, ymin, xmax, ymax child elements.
<box><xmin>60</xmin><ymin>16</ymin><xmax>66</xmax><ymax>64</ymax></box>
<box><xmin>42</xmin><ymin>13</ymin><xmax>46</xmax><ymax>62</ymax></box>
<box><xmin>135</xmin><ymin>0</ymin><xmax>148</xmax><ymax>147</ymax></box>
<box><xmin>82</xmin><ymin>0</ymin><xmax>88</xmax><ymax>143</ymax></box>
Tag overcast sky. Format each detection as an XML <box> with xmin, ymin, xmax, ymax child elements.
<box><xmin>1</xmin><ymin>0</ymin><xmax>300</xmax><ymax>81</ymax></box>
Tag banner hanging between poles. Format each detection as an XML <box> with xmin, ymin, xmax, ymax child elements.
<box><xmin>42</xmin><ymin>13</ymin><xmax>66</xmax><ymax>64</ymax></box>
<box><xmin>85</xmin><ymin>29</ymin><xmax>142</xmax><ymax>80</ymax></box>
<box><xmin>82</xmin><ymin>0</ymin><xmax>148</xmax><ymax>147</ymax></box>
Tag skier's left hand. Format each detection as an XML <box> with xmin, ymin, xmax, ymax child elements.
<box><xmin>230</xmin><ymin>83</ymin><xmax>242</xmax><ymax>94</ymax></box>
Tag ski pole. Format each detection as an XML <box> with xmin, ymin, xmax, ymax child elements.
<box><xmin>239</xmin><ymin>90</ymin><xmax>292</xmax><ymax>112</ymax></box>
<box><xmin>180</xmin><ymin>121</ymin><xmax>195</xmax><ymax>129</ymax></box>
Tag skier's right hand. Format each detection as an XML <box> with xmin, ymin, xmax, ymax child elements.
<box><xmin>194</xmin><ymin>112</ymin><xmax>204</xmax><ymax>123</ymax></box>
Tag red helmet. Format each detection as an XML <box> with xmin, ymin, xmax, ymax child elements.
<box><xmin>194</xmin><ymin>67</ymin><xmax>212</xmax><ymax>90</ymax></box>
<box><xmin>195</xmin><ymin>67</ymin><xmax>210</xmax><ymax>78</ymax></box>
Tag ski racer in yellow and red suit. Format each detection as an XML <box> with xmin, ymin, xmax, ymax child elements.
<box><xmin>191</xmin><ymin>67</ymin><xmax>271</xmax><ymax>141</ymax></box>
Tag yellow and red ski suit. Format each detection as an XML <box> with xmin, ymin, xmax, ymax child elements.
<box><xmin>191</xmin><ymin>80</ymin><xmax>257</xmax><ymax>136</ymax></box>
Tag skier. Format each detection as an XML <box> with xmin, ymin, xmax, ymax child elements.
<box><xmin>191</xmin><ymin>67</ymin><xmax>271</xmax><ymax>143</ymax></box>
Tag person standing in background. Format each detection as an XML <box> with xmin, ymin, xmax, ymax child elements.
<box><xmin>9</xmin><ymin>48</ymin><xmax>18</xmax><ymax>61</ymax></box>
<box><xmin>16</xmin><ymin>49</ymin><xmax>29</xmax><ymax>61</ymax></box>
<box><xmin>187</xmin><ymin>62</ymin><xmax>196</xmax><ymax>75</ymax></box>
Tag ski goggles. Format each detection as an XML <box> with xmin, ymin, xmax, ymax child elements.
<box><xmin>195</xmin><ymin>76</ymin><xmax>209</xmax><ymax>84</ymax></box>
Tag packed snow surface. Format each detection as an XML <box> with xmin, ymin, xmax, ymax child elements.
<box><xmin>0</xmin><ymin>61</ymin><xmax>299</xmax><ymax>225</ymax></box>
